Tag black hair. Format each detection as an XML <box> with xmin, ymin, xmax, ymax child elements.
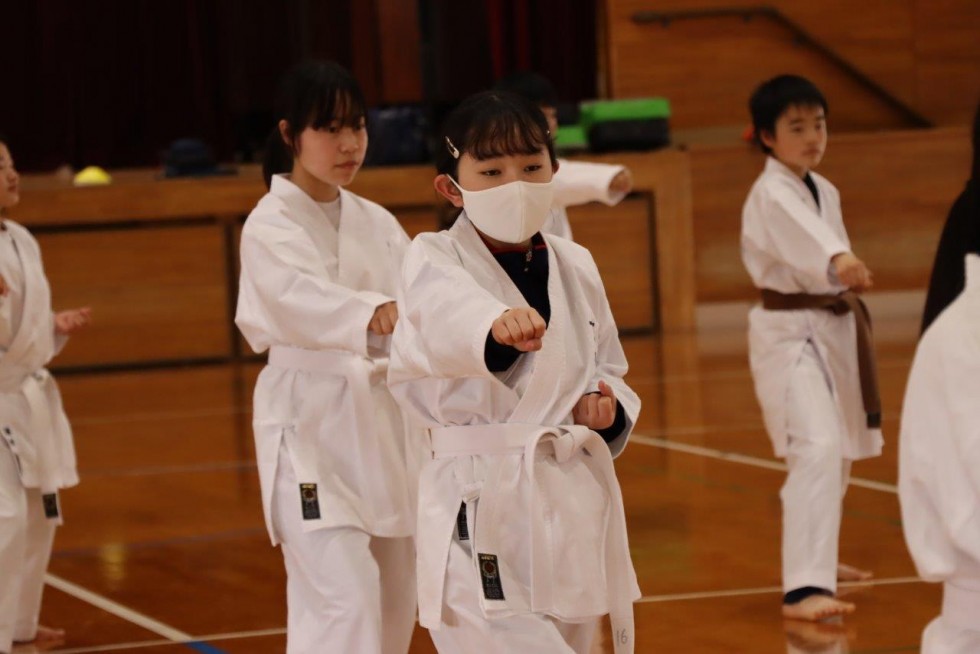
<box><xmin>436</xmin><ymin>90</ymin><xmax>557</xmax><ymax>180</ymax></box>
<box><xmin>493</xmin><ymin>71</ymin><xmax>559</xmax><ymax>108</ymax></box>
<box><xmin>749</xmin><ymin>74</ymin><xmax>828</xmax><ymax>154</ymax></box>
<box><xmin>262</xmin><ymin>60</ymin><xmax>367</xmax><ymax>188</ymax></box>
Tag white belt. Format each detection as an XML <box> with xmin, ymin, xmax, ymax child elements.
<box><xmin>428</xmin><ymin>423</ymin><xmax>638</xmax><ymax>654</ymax></box>
<box><xmin>268</xmin><ymin>345</ymin><xmax>387</xmax><ymax>384</ymax></box>
<box><xmin>12</xmin><ymin>369</ymin><xmax>63</xmax><ymax>520</ymax></box>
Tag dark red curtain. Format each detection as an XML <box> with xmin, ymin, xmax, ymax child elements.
<box><xmin>3</xmin><ymin>0</ymin><xmax>599</xmax><ymax>172</ymax></box>
<box><xmin>2</xmin><ymin>0</ymin><xmax>354</xmax><ymax>172</ymax></box>
<box><xmin>422</xmin><ymin>0</ymin><xmax>598</xmax><ymax>104</ymax></box>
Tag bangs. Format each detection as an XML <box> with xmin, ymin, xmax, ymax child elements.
<box><xmin>306</xmin><ymin>88</ymin><xmax>367</xmax><ymax>130</ymax></box>
<box><xmin>464</xmin><ymin>107</ymin><xmax>550</xmax><ymax>161</ymax></box>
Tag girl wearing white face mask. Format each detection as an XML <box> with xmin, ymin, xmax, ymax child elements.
<box><xmin>387</xmin><ymin>91</ymin><xmax>642</xmax><ymax>654</ymax></box>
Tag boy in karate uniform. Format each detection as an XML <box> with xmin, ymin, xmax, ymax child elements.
<box><xmin>741</xmin><ymin>75</ymin><xmax>882</xmax><ymax>622</ymax></box>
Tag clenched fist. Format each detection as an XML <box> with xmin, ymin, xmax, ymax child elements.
<box><xmin>491</xmin><ymin>307</ymin><xmax>547</xmax><ymax>352</ymax></box>
<box><xmin>368</xmin><ymin>302</ymin><xmax>398</xmax><ymax>335</ymax></box>
<box><xmin>572</xmin><ymin>380</ymin><xmax>618</xmax><ymax>430</ymax></box>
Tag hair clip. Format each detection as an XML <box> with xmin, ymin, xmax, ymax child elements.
<box><xmin>445</xmin><ymin>137</ymin><xmax>460</xmax><ymax>160</ymax></box>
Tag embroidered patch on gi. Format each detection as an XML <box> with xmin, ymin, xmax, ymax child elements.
<box><xmin>478</xmin><ymin>553</ymin><xmax>505</xmax><ymax>600</ymax></box>
<box><xmin>299</xmin><ymin>483</ymin><xmax>321</xmax><ymax>520</ymax></box>
<box><xmin>42</xmin><ymin>492</ymin><xmax>60</xmax><ymax>519</ymax></box>
<box><xmin>456</xmin><ymin>502</ymin><xmax>469</xmax><ymax>541</ymax></box>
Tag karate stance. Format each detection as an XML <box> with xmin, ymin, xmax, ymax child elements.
<box><xmin>236</xmin><ymin>61</ymin><xmax>420</xmax><ymax>654</ymax></box>
<box><xmin>741</xmin><ymin>76</ymin><xmax>881</xmax><ymax>622</ymax></box>
<box><xmin>0</xmin><ymin>136</ymin><xmax>91</xmax><ymax>653</ymax></box>
<box><xmin>389</xmin><ymin>91</ymin><xmax>641</xmax><ymax>653</ymax></box>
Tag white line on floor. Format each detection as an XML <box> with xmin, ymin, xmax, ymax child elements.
<box><xmin>631</xmin><ymin>434</ymin><xmax>899</xmax><ymax>494</ymax></box>
<box><xmin>44</xmin><ymin>573</ymin><xmax>192</xmax><ymax>642</ymax></box>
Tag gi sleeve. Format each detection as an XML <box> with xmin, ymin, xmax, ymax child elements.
<box><xmin>235</xmin><ymin>217</ymin><xmax>391</xmax><ymax>357</ymax></box>
<box><xmin>748</xmin><ymin>184</ymin><xmax>851</xmax><ymax>288</ymax></box>
<box><xmin>553</xmin><ymin>160</ymin><xmax>628</xmax><ymax>209</ymax></box>
<box><xmin>391</xmin><ymin>234</ymin><xmax>511</xmax><ymax>380</ymax></box>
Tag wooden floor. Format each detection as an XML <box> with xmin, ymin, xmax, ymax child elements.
<box><xmin>17</xmin><ymin>294</ymin><xmax>937</xmax><ymax>654</ymax></box>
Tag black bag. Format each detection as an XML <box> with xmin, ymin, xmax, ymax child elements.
<box><xmin>588</xmin><ymin>118</ymin><xmax>670</xmax><ymax>153</ymax></box>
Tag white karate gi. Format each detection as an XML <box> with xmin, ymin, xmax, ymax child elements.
<box><xmin>741</xmin><ymin>157</ymin><xmax>883</xmax><ymax>595</ymax></box>
<box><xmin>0</xmin><ymin>220</ymin><xmax>77</xmax><ymax>653</ymax></box>
<box><xmin>236</xmin><ymin>175</ymin><xmax>422</xmax><ymax>654</ymax></box>
<box><xmin>543</xmin><ymin>159</ymin><xmax>627</xmax><ymax>240</ymax></box>
<box><xmin>900</xmin><ymin>254</ymin><xmax>980</xmax><ymax>653</ymax></box>
<box><xmin>388</xmin><ymin>215</ymin><xmax>641</xmax><ymax>653</ymax></box>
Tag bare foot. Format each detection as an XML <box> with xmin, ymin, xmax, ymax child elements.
<box><xmin>837</xmin><ymin>562</ymin><xmax>873</xmax><ymax>582</ymax></box>
<box><xmin>34</xmin><ymin>627</ymin><xmax>65</xmax><ymax>643</ymax></box>
<box><xmin>13</xmin><ymin>625</ymin><xmax>66</xmax><ymax>646</ymax></box>
<box><xmin>782</xmin><ymin>595</ymin><xmax>855</xmax><ymax>621</ymax></box>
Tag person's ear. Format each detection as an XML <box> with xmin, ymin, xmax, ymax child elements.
<box><xmin>434</xmin><ymin>174</ymin><xmax>464</xmax><ymax>208</ymax></box>
<box><xmin>278</xmin><ymin>120</ymin><xmax>294</xmax><ymax>150</ymax></box>
<box><xmin>759</xmin><ymin>128</ymin><xmax>776</xmax><ymax>151</ymax></box>
<box><xmin>552</xmin><ymin>159</ymin><xmax>560</xmax><ymax>175</ymax></box>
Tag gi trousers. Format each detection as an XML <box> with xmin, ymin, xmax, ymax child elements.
<box><xmin>0</xmin><ymin>443</ymin><xmax>57</xmax><ymax>653</ymax></box>
<box><xmin>272</xmin><ymin>447</ymin><xmax>416</xmax><ymax>654</ymax></box>
<box><xmin>781</xmin><ymin>342</ymin><xmax>853</xmax><ymax>595</ymax></box>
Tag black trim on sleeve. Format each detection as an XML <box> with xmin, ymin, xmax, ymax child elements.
<box><xmin>484</xmin><ymin>332</ymin><xmax>523</xmax><ymax>372</ymax></box>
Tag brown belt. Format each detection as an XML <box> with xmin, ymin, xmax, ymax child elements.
<box><xmin>761</xmin><ymin>289</ymin><xmax>882</xmax><ymax>429</ymax></box>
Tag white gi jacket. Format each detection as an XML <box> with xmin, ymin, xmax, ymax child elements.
<box><xmin>236</xmin><ymin>175</ymin><xmax>420</xmax><ymax>544</ymax></box>
<box><xmin>388</xmin><ymin>215</ymin><xmax>641</xmax><ymax>651</ymax></box>
<box><xmin>543</xmin><ymin>159</ymin><xmax>627</xmax><ymax>240</ymax></box>
<box><xmin>0</xmin><ymin>220</ymin><xmax>77</xmax><ymax>511</ymax></box>
<box><xmin>900</xmin><ymin>254</ymin><xmax>980</xmax><ymax>589</ymax></box>
<box><xmin>741</xmin><ymin>157</ymin><xmax>883</xmax><ymax>460</ymax></box>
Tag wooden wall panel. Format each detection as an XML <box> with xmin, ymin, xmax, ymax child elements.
<box><xmin>16</xmin><ymin>148</ymin><xmax>690</xmax><ymax>374</ymax></box>
<box><xmin>604</xmin><ymin>0</ymin><xmax>979</xmax><ymax>129</ymax></box>
<box><xmin>40</xmin><ymin>225</ymin><xmax>231</xmax><ymax>367</ymax></box>
<box><xmin>690</xmin><ymin>127</ymin><xmax>972</xmax><ymax>302</ymax></box>
<box><xmin>607</xmin><ymin>14</ymin><xmax>910</xmax><ymax>131</ymax></box>
<box><xmin>569</xmin><ymin>196</ymin><xmax>656</xmax><ymax>330</ymax></box>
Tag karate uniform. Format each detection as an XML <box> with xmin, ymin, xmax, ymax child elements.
<box><xmin>741</xmin><ymin>157</ymin><xmax>883</xmax><ymax>596</ymax></box>
<box><xmin>0</xmin><ymin>220</ymin><xmax>77</xmax><ymax>653</ymax></box>
<box><xmin>900</xmin><ymin>254</ymin><xmax>980</xmax><ymax>653</ymax></box>
<box><xmin>388</xmin><ymin>215</ymin><xmax>641</xmax><ymax>653</ymax></box>
<box><xmin>543</xmin><ymin>159</ymin><xmax>627</xmax><ymax>240</ymax></box>
<box><xmin>235</xmin><ymin>175</ymin><xmax>422</xmax><ymax>654</ymax></box>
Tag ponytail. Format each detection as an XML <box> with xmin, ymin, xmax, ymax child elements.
<box><xmin>262</xmin><ymin>126</ymin><xmax>293</xmax><ymax>189</ymax></box>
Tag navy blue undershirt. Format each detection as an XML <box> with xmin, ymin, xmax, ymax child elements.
<box><xmin>803</xmin><ymin>172</ymin><xmax>821</xmax><ymax>210</ymax></box>
<box><xmin>480</xmin><ymin>233</ymin><xmax>626</xmax><ymax>443</ymax></box>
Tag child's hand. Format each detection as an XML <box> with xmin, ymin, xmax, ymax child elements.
<box><xmin>832</xmin><ymin>252</ymin><xmax>873</xmax><ymax>292</ymax></box>
<box><xmin>0</xmin><ymin>274</ymin><xmax>7</xmax><ymax>297</ymax></box>
<box><xmin>609</xmin><ymin>168</ymin><xmax>633</xmax><ymax>196</ymax></box>
<box><xmin>55</xmin><ymin>307</ymin><xmax>92</xmax><ymax>335</ymax></box>
<box><xmin>491</xmin><ymin>308</ymin><xmax>546</xmax><ymax>352</ymax></box>
<box><xmin>572</xmin><ymin>380</ymin><xmax>617</xmax><ymax>430</ymax></box>
<box><xmin>368</xmin><ymin>302</ymin><xmax>398</xmax><ymax>335</ymax></box>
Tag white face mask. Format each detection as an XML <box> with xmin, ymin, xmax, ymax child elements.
<box><xmin>450</xmin><ymin>177</ymin><xmax>554</xmax><ymax>243</ymax></box>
